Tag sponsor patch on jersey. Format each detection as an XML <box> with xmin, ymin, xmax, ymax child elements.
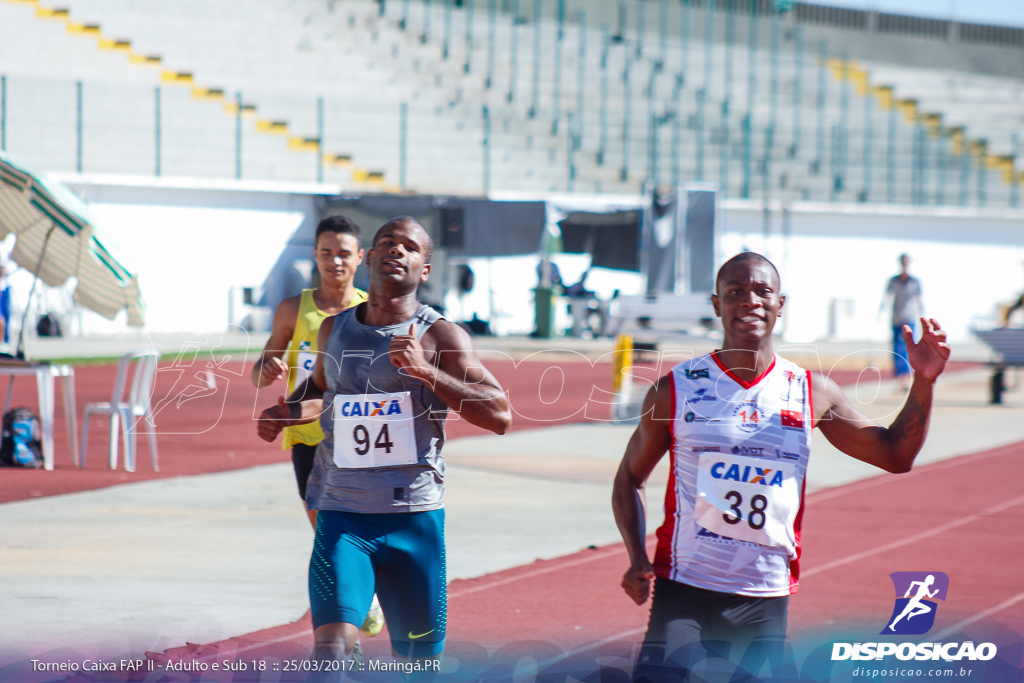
<box><xmin>688</xmin><ymin>388</ymin><xmax>717</xmax><ymax>402</ymax></box>
<box><xmin>731</xmin><ymin>445</ymin><xmax>765</xmax><ymax>455</ymax></box>
<box><xmin>692</xmin><ymin>446</ymin><xmax>720</xmax><ymax>453</ymax></box>
<box><xmin>685</xmin><ymin>368</ymin><xmax>710</xmax><ymax>380</ymax></box>
<box><xmin>731</xmin><ymin>400</ymin><xmax>766</xmax><ymax>433</ymax></box>
<box><xmin>775</xmin><ymin>448</ymin><xmax>801</xmax><ymax>460</ymax></box>
<box><xmin>709</xmin><ymin>461</ymin><xmax>785</xmax><ymax>487</ymax></box>
<box><xmin>684</xmin><ymin>411</ymin><xmax>710</xmax><ymax>424</ymax></box>
<box><xmin>780</xmin><ymin>409</ymin><xmax>804</xmax><ymax>430</ymax></box>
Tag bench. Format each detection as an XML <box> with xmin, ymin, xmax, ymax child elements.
<box><xmin>972</xmin><ymin>328</ymin><xmax>1024</xmax><ymax>404</ymax></box>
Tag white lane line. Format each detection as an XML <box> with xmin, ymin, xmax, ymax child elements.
<box><xmin>932</xmin><ymin>590</ymin><xmax>1024</xmax><ymax>641</ymax></box>
<box><xmin>803</xmin><ymin>493</ymin><xmax>1024</xmax><ymax>578</ymax></box>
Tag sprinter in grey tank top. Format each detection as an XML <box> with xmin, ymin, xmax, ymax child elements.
<box><xmin>256</xmin><ymin>217</ymin><xmax>512</xmax><ymax>670</ymax></box>
<box><xmin>304</xmin><ymin>302</ymin><xmax>449</xmax><ymax>513</ymax></box>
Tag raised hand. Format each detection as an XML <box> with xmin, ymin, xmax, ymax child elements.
<box><xmin>389</xmin><ymin>324</ymin><xmax>431</xmax><ymax>378</ymax></box>
<box><xmin>906</xmin><ymin>318</ymin><xmax>950</xmax><ymax>382</ymax></box>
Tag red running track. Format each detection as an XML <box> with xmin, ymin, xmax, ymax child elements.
<box><xmin>0</xmin><ymin>358</ymin><xmax>975</xmax><ymax>503</ymax></box>
<box><xmin>132</xmin><ymin>439</ymin><xmax>1024</xmax><ymax>682</ymax></box>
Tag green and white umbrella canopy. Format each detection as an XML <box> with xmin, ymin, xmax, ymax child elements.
<box><xmin>0</xmin><ymin>151</ymin><xmax>144</xmax><ymax>327</ymax></box>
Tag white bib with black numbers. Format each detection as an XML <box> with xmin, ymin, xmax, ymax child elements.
<box><xmin>694</xmin><ymin>451</ymin><xmax>800</xmax><ymax>553</ymax></box>
<box><xmin>332</xmin><ymin>392</ymin><xmax>418</xmax><ymax>468</ymax></box>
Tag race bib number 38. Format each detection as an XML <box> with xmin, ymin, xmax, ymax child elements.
<box><xmin>694</xmin><ymin>452</ymin><xmax>800</xmax><ymax>555</ymax></box>
<box><xmin>332</xmin><ymin>392</ymin><xmax>418</xmax><ymax>469</ymax></box>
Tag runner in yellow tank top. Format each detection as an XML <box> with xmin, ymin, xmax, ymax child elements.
<box><xmin>252</xmin><ymin>215</ymin><xmax>366</xmax><ymax>522</ymax></box>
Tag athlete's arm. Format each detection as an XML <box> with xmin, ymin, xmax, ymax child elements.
<box><xmin>390</xmin><ymin>321</ymin><xmax>512</xmax><ymax>435</ymax></box>
<box><xmin>256</xmin><ymin>316</ymin><xmax>333</xmax><ymax>442</ymax></box>
<box><xmin>814</xmin><ymin>318</ymin><xmax>949</xmax><ymax>474</ymax></box>
<box><xmin>250</xmin><ymin>296</ymin><xmax>299</xmax><ymax>388</ymax></box>
<box><xmin>612</xmin><ymin>378</ymin><xmax>673</xmax><ymax>606</ymax></box>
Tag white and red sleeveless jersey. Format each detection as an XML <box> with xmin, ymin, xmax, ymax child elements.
<box><xmin>653</xmin><ymin>352</ymin><xmax>814</xmax><ymax>597</ymax></box>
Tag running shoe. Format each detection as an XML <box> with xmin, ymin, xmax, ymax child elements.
<box><xmin>360</xmin><ymin>594</ymin><xmax>384</xmax><ymax>637</ymax></box>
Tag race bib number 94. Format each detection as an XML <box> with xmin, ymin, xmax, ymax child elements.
<box><xmin>332</xmin><ymin>392</ymin><xmax>418</xmax><ymax>468</ymax></box>
<box><xmin>694</xmin><ymin>452</ymin><xmax>800</xmax><ymax>555</ymax></box>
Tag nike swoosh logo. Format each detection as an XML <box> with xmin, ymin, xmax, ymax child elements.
<box><xmin>407</xmin><ymin>629</ymin><xmax>435</xmax><ymax>640</ymax></box>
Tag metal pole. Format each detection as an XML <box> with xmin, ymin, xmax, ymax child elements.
<box><xmin>765</xmin><ymin>4</ymin><xmax>780</xmax><ymax>199</ymax></box>
<box><xmin>815</xmin><ymin>40</ymin><xmax>826</xmax><ymax>176</ymax></box>
<box><xmin>696</xmin><ymin>0</ymin><xmax>714</xmax><ymax>182</ymax></box>
<box><xmin>832</xmin><ymin>57</ymin><xmax>849</xmax><ymax>201</ymax></box>
<box><xmin>977</xmin><ymin>146</ymin><xmax>986</xmax><ymax>207</ymax></box>
<box><xmin>421</xmin><ymin>0</ymin><xmax>431</xmax><ymax>43</ymax></box>
<box><xmin>936</xmin><ymin>131</ymin><xmax>946</xmax><ymax>206</ymax></box>
<box><xmin>635</xmin><ymin>0</ymin><xmax>644</xmax><ymax>59</ymax></box>
<box><xmin>720</xmin><ymin>0</ymin><xmax>734</xmax><ymax>194</ymax></box>
<box><xmin>529</xmin><ymin>0</ymin><xmax>541</xmax><ymax>116</ymax></box>
<box><xmin>598</xmin><ymin>27</ymin><xmax>609</xmax><ymax>165</ymax></box>
<box><xmin>464</xmin><ymin>0</ymin><xmax>474</xmax><ymax>73</ymax></box>
<box><xmin>552</xmin><ymin>0</ymin><xmax>565</xmax><ymax>134</ymax></box>
<box><xmin>887</xmin><ymin>102</ymin><xmax>896</xmax><ymax>203</ymax></box>
<box><xmin>672</xmin><ymin>83</ymin><xmax>682</xmax><ymax>184</ymax></box>
<box><xmin>862</xmin><ymin>85</ymin><xmax>871</xmax><ymax>201</ymax></box>
<box><xmin>919</xmin><ymin>122</ymin><xmax>929</xmax><ymax>204</ymax></box>
<box><xmin>790</xmin><ymin>25</ymin><xmax>802</xmax><ymax>157</ymax></box>
<box><xmin>959</xmin><ymin>138</ymin><xmax>969</xmax><ymax>206</ymax></box>
<box><xmin>911</xmin><ymin>123</ymin><xmax>922</xmax><ymax>204</ymax></box>
<box><xmin>508</xmin><ymin>0</ymin><xmax>519</xmax><ymax>102</ymax></box>
<box><xmin>483</xmin><ymin>104</ymin><xmax>491</xmax><ymax>194</ymax></box>
<box><xmin>658</xmin><ymin>0</ymin><xmax>668</xmax><ymax>69</ymax></box>
<box><xmin>680</xmin><ymin>0</ymin><xmax>691</xmax><ymax>86</ymax></box>
<box><xmin>568</xmin><ymin>111</ymin><xmax>576</xmax><ymax>191</ymax></box>
<box><xmin>235</xmin><ymin>92</ymin><xmax>242</xmax><ymax>180</ymax></box>
<box><xmin>575</xmin><ymin>11</ymin><xmax>586</xmax><ymax>151</ymax></box>
<box><xmin>486</xmin><ymin>0</ymin><xmax>496</xmax><ymax>88</ymax></box>
<box><xmin>621</xmin><ymin>39</ymin><xmax>632</xmax><ymax>182</ymax></box>
<box><xmin>400</xmin><ymin>102</ymin><xmax>408</xmax><ymax>190</ymax></box>
<box><xmin>317</xmin><ymin>96</ymin><xmax>324</xmax><ymax>183</ymax></box>
<box><xmin>741</xmin><ymin>0</ymin><xmax>757</xmax><ymax>199</ymax></box>
<box><xmin>443</xmin><ymin>0</ymin><xmax>452</xmax><ymax>59</ymax></box>
<box><xmin>647</xmin><ymin>69</ymin><xmax>657</xmax><ymax>183</ymax></box>
<box><xmin>154</xmin><ymin>86</ymin><xmax>161</xmax><ymax>177</ymax></box>
<box><xmin>0</xmin><ymin>75</ymin><xmax>6</xmax><ymax>152</ymax></box>
<box><xmin>1012</xmin><ymin>133</ymin><xmax>1020</xmax><ymax>208</ymax></box>
<box><xmin>76</xmin><ymin>80</ymin><xmax>83</xmax><ymax>173</ymax></box>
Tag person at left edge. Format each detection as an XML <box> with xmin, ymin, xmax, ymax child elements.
<box><xmin>256</xmin><ymin>217</ymin><xmax>512</xmax><ymax>674</ymax></box>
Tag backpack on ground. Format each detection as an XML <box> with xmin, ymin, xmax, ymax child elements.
<box><xmin>0</xmin><ymin>408</ymin><xmax>44</xmax><ymax>469</ymax></box>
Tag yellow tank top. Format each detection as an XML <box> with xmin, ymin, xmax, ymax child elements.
<box><xmin>282</xmin><ymin>287</ymin><xmax>368</xmax><ymax>448</ymax></box>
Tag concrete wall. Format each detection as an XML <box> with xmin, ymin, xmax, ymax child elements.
<box><xmin>53</xmin><ymin>175</ymin><xmax>334</xmax><ymax>335</ymax></box>
<box><xmin>719</xmin><ymin>199</ymin><xmax>1024</xmax><ymax>344</ymax></box>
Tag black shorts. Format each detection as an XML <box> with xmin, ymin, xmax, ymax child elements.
<box><xmin>291</xmin><ymin>443</ymin><xmax>318</xmax><ymax>502</ymax></box>
<box><xmin>634</xmin><ymin>578</ymin><xmax>789</xmax><ymax>682</ymax></box>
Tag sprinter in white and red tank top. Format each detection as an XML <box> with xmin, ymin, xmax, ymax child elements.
<box><xmin>613</xmin><ymin>253</ymin><xmax>951</xmax><ymax>681</ymax></box>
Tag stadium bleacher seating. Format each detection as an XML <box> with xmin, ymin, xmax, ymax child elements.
<box><xmin>0</xmin><ymin>0</ymin><xmax>1021</xmax><ymax>205</ymax></box>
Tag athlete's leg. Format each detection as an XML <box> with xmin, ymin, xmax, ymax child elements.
<box><xmin>374</xmin><ymin>510</ymin><xmax>446</xmax><ymax>680</ymax></box>
<box><xmin>309</xmin><ymin>511</ymin><xmax>379</xmax><ymax>664</ymax></box>
<box><xmin>291</xmin><ymin>443</ymin><xmax>318</xmax><ymax>529</ymax></box>
<box><xmin>633</xmin><ymin>578</ymin><xmax>708</xmax><ymax>683</ymax></box>
<box><xmin>906</xmin><ymin>602</ymin><xmax>932</xmax><ymax>621</ymax></box>
<box><xmin>708</xmin><ymin>593</ymin><xmax>790</xmax><ymax>683</ymax></box>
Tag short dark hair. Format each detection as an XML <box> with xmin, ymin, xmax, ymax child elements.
<box><xmin>715</xmin><ymin>252</ymin><xmax>780</xmax><ymax>292</ymax></box>
<box><xmin>373</xmin><ymin>216</ymin><xmax>434</xmax><ymax>263</ymax></box>
<box><xmin>315</xmin><ymin>214</ymin><xmax>361</xmax><ymax>242</ymax></box>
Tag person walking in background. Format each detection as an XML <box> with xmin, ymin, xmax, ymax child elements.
<box><xmin>0</xmin><ymin>261</ymin><xmax>12</xmax><ymax>351</ymax></box>
<box><xmin>881</xmin><ymin>254</ymin><xmax>924</xmax><ymax>391</ymax></box>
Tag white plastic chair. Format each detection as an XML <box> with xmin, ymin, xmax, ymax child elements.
<box><xmin>81</xmin><ymin>349</ymin><xmax>160</xmax><ymax>472</ymax></box>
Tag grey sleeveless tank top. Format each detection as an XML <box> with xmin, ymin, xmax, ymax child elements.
<box><xmin>304</xmin><ymin>303</ymin><xmax>449</xmax><ymax>513</ymax></box>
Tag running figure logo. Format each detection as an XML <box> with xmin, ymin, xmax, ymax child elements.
<box><xmin>881</xmin><ymin>571</ymin><xmax>949</xmax><ymax>635</ymax></box>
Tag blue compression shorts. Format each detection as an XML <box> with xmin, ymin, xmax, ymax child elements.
<box><xmin>310</xmin><ymin>509</ymin><xmax>447</xmax><ymax>658</ymax></box>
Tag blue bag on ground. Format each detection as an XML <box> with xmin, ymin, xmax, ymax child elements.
<box><xmin>0</xmin><ymin>408</ymin><xmax>44</xmax><ymax>469</ymax></box>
